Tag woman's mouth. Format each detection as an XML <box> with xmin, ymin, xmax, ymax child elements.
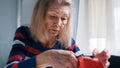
<box><xmin>51</xmin><ymin>29</ymin><xmax>59</xmax><ymax>33</ymax></box>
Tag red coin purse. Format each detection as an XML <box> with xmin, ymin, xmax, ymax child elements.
<box><xmin>77</xmin><ymin>57</ymin><xmax>104</xmax><ymax>68</ymax></box>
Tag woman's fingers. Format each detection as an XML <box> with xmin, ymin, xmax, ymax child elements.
<box><xmin>93</xmin><ymin>49</ymin><xmax>110</xmax><ymax>68</ymax></box>
<box><xmin>36</xmin><ymin>50</ymin><xmax>78</xmax><ymax>68</ymax></box>
<box><xmin>92</xmin><ymin>49</ymin><xmax>99</xmax><ymax>57</ymax></box>
<box><xmin>66</xmin><ymin>51</ymin><xmax>78</xmax><ymax>68</ymax></box>
<box><xmin>92</xmin><ymin>49</ymin><xmax>110</xmax><ymax>68</ymax></box>
<box><xmin>53</xmin><ymin>50</ymin><xmax>78</xmax><ymax>68</ymax></box>
<box><xmin>99</xmin><ymin>49</ymin><xmax>110</xmax><ymax>61</ymax></box>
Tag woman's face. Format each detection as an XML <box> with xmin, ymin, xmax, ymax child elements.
<box><xmin>45</xmin><ymin>6</ymin><xmax>70</xmax><ymax>37</ymax></box>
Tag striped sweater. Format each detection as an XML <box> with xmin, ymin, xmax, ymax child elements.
<box><xmin>5</xmin><ymin>26</ymin><xmax>81</xmax><ymax>68</ymax></box>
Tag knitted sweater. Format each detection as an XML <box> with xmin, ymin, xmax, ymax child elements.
<box><xmin>5</xmin><ymin>26</ymin><xmax>81</xmax><ymax>68</ymax></box>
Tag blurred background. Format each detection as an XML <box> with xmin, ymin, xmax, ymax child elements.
<box><xmin>0</xmin><ymin>0</ymin><xmax>120</xmax><ymax>68</ymax></box>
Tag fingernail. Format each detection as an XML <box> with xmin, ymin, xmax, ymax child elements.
<box><xmin>104</xmin><ymin>49</ymin><xmax>108</xmax><ymax>53</ymax></box>
<box><xmin>46</xmin><ymin>66</ymin><xmax>53</xmax><ymax>68</ymax></box>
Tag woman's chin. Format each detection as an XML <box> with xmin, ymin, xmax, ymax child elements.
<box><xmin>49</xmin><ymin>33</ymin><xmax>58</xmax><ymax>37</ymax></box>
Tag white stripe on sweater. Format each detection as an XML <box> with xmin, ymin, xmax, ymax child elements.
<box><xmin>4</xmin><ymin>61</ymin><xmax>19</xmax><ymax>68</ymax></box>
<box><xmin>12</xmin><ymin>40</ymin><xmax>25</xmax><ymax>47</ymax></box>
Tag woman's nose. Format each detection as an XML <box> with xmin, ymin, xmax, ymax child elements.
<box><xmin>56</xmin><ymin>18</ymin><xmax>62</xmax><ymax>26</ymax></box>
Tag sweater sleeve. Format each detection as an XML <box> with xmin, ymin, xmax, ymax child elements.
<box><xmin>5</xmin><ymin>26</ymin><xmax>36</xmax><ymax>68</ymax></box>
<box><xmin>68</xmin><ymin>39</ymin><xmax>84</xmax><ymax>57</ymax></box>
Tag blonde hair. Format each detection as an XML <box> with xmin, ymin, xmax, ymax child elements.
<box><xmin>30</xmin><ymin>0</ymin><xmax>72</xmax><ymax>48</ymax></box>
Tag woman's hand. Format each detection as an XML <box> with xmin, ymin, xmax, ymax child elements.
<box><xmin>92</xmin><ymin>49</ymin><xmax>110</xmax><ymax>68</ymax></box>
<box><xmin>36</xmin><ymin>50</ymin><xmax>78</xmax><ymax>68</ymax></box>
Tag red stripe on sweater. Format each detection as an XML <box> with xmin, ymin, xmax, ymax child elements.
<box><xmin>8</xmin><ymin>55</ymin><xmax>23</xmax><ymax>62</ymax></box>
<box><xmin>15</xmin><ymin>32</ymin><xmax>24</xmax><ymax>39</ymax></box>
<box><xmin>26</xmin><ymin>45</ymin><xmax>41</xmax><ymax>55</ymax></box>
<box><xmin>69</xmin><ymin>43</ymin><xmax>77</xmax><ymax>51</ymax></box>
<box><xmin>12</xmin><ymin>63</ymin><xmax>18</xmax><ymax>68</ymax></box>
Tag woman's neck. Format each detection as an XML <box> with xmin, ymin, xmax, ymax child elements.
<box><xmin>43</xmin><ymin>37</ymin><xmax>57</xmax><ymax>48</ymax></box>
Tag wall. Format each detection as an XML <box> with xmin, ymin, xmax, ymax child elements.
<box><xmin>21</xmin><ymin>0</ymin><xmax>36</xmax><ymax>25</ymax></box>
<box><xmin>0</xmin><ymin>0</ymin><xmax>18</xmax><ymax>68</ymax></box>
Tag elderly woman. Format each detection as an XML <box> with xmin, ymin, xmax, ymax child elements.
<box><xmin>5</xmin><ymin>0</ymin><xmax>110</xmax><ymax>68</ymax></box>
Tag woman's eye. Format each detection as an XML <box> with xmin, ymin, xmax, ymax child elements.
<box><xmin>61</xmin><ymin>18</ymin><xmax>67</xmax><ymax>21</ymax></box>
<box><xmin>50</xmin><ymin>15</ymin><xmax>56</xmax><ymax>19</ymax></box>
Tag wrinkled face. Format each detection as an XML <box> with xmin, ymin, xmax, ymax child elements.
<box><xmin>44</xmin><ymin>6</ymin><xmax>70</xmax><ymax>37</ymax></box>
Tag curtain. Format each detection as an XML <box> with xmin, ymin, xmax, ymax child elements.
<box><xmin>76</xmin><ymin>0</ymin><xmax>120</xmax><ymax>55</ymax></box>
